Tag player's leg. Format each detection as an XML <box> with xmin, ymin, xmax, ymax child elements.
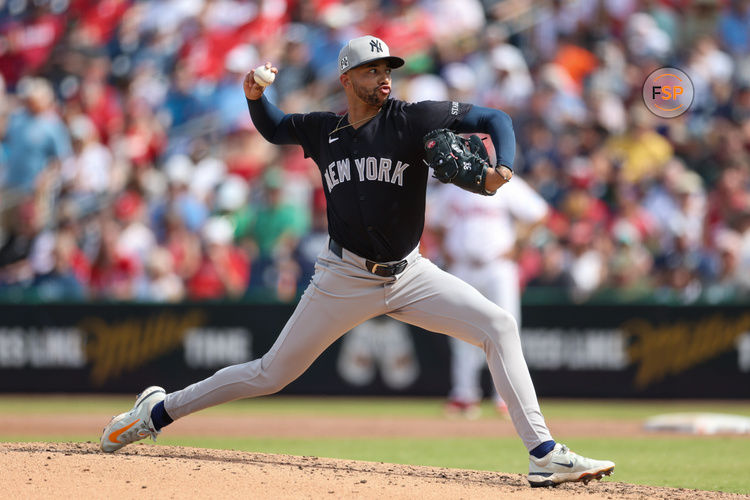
<box><xmin>101</xmin><ymin>249</ymin><xmax>384</xmax><ymax>452</ymax></box>
<box><xmin>387</xmin><ymin>257</ymin><xmax>551</xmax><ymax>450</ymax></box>
<box><xmin>163</xmin><ymin>282</ymin><xmax>372</xmax><ymax>419</ymax></box>
<box><xmin>386</xmin><ymin>257</ymin><xmax>614</xmax><ymax>485</ymax></box>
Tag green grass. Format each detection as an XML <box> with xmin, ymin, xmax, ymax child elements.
<box><xmin>2</xmin><ymin>396</ymin><xmax>750</xmax><ymax>494</ymax></box>
<box><xmin>3</xmin><ymin>395</ymin><xmax>750</xmax><ymax>419</ymax></box>
<box><xmin>539</xmin><ymin>400</ymin><xmax>750</xmax><ymax>420</ymax></box>
<box><xmin>0</xmin><ymin>395</ymin><xmax>451</xmax><ymax>417</ymax></box>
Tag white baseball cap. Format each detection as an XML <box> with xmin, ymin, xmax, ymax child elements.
<box><xmin>338</xmin><ymin>35</ymin><xmax>404</xmax><ymax>75</ymax></box>
<box><xmin>202</xmin><ymin>216</ymin><xmax>234</xmax><ymax>246</ymax></box>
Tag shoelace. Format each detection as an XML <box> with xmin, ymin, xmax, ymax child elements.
<box><xmin>122</xmin><ymin>421</ymin><xmax>160</xmax><ymax>443</ymax></box>
<box><xmin>142</xmin><ymin>425</ymin><xmax>160</xmax><ymax>442</ymax></box>
<box><xmin>558</xmin><ymin>444</ymin><xmax>591</xmax><ymax>467</ymax></box>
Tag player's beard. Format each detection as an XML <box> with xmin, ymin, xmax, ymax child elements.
<box><xmin>353</xmin><ymin>81</ymin><xmax>388</xmax><ymax>107</ymax></box>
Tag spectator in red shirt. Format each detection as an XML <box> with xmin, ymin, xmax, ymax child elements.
<box><xmin>120</xmin><ymin>96</ymin><xmax>167</xmax><ymax>168</ymax></box>
<box><xmin>163</xmin><ymin>211</ymin><xmax>202</xmax><ymax>282</ymax></box>
<box><xmin>74</xmin><ymin>56</ymin><xmax>125</xmax><ymax>144</ymax></box>
<box><xmin>187</xmin><ymin>216</ymin><xmax>250</xmax><ymax>300</ymax></box>
<box><xmin>0</xmin><ymin>4</ymin><xmax>65</xmax><ymax>85</ymax></box>
<box><xmin>89</xmin><ymin>218</ymin><xmax>139</xmax><ymax>300</ymax></box>
<box><xmin>75</xmin><ymin>0</ymin><xmax>131</xmax><ymax>46</ymax></box>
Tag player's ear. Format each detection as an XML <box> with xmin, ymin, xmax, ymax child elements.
<box><xmin>340</xmin><ymin>73</ymin><xmax>350</xmax><ymax>88</ymax></box>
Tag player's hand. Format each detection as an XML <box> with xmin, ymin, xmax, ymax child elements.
<box><xmin>244</xmin><ymin>62</ymin><xmax>278</xmax><ymax>101</ymax></box>
<box><xmin>486</xmin><ymin>165</ymin><xmax>513</xmax><ymax>191</ymax></box>
<box><xmin>497</xmin><ymin>165</ymin><xmax>513</xmax><ymax>183</ymax></box>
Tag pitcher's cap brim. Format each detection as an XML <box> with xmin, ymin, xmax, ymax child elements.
<box><xmin>349</xmin><ymin>56</ymin><xmax>404</xmax><ymax>72</ymax></box>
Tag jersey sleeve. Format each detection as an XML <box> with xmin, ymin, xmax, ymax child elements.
<box><xmin>287</xmin><ymin>112</ymin><xmax>333</xmax><ymax>162</ymax></box>
<box><xmin>405</xmin><ymin>100</ymin><xmax>472</xmax><ymax>141</ymax></box>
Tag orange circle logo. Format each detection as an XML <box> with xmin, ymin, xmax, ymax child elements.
<box><xmin>642</xmin><ymin>67</ymin><xmax>694</xmax><ymax>118</ymax></box>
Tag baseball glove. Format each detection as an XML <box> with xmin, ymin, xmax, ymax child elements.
<box><xmin>423</xmin><ymin>129</ymin><xmax>495</xmax><ymax>195</ymax></box>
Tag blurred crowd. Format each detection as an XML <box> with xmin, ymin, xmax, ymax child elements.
<box><xmin>1</xmin><ymin>0</ymin><xmax>750</xmax><ymax>304</ymax></box>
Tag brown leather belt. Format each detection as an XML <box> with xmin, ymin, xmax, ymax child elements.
<box><xmin>328</xmin><ymin>239</ymin><xmax>408</xmax><ymax>277</ymax></box>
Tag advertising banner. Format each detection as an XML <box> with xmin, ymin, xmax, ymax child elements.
<box><xmin>0</xmin><ymin>303</ymin><xmax>748</xmax><ymax>397</ymax></box>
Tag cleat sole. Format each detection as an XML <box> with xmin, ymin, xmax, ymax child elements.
<box><xmin>528</xmin><ymin>466</ymin><xmax>615</xmax><ymax>488</ymax></box>
<box><xmin>529</xmin><ymin>479</ymin><xmax>558</xmax><ymax>488</ymax></box>
<box><xmin>578</xmin><ymin>466</ymin><xmax>615</xmax><ymax>485</ymax></box>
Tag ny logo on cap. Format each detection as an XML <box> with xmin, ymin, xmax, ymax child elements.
<box><xmin>340</xmin><ymin>56</ymin><xmax>349</xmax><ymax>71</ymax></box>
<box><xmin>370</xmin><ymin>40</ymin><xmax>383</xmax><ymax>53</ymax></box>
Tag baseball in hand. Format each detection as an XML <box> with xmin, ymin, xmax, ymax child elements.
<box><xmin>253</xmin><ymin>65</ymin><xmax>275</xmax><ymax>87</ymax></box>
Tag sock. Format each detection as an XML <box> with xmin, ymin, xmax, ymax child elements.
<box><xmin>150</xmin><ymin>401</ymin><xmax>173</xmax><ymax>430</ymax></box>
<box><xmin>530</xmin><ymin>440</ymin><xmax>556</xmax><ymax>459</ymax></box>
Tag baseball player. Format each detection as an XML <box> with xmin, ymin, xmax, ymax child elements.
<box><xmin>427</xmin><ymin>177</ymin><xmax>549</xmax><ymax>418</ymax></box>
<box><xmin>100</xmin><ymin>35</ymin><xmax>614</xmax><ymax>487</ymax></box>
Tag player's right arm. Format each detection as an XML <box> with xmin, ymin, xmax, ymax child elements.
<box><xmin>244</xmin><ymin>63</ymin><xmax>297</xmax><ymax>145</ymax></box>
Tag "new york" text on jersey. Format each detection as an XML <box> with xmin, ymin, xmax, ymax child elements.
<box><xmin>323</xmin><ymin>157</ymin><xmax>410</xmax><ymax>192</ymax></box>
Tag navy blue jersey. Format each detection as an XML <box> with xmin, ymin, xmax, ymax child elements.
<box><xmin>288</xmin><ymin>98</ymin><xmax>471</xmax><ymax>262</ymax></box>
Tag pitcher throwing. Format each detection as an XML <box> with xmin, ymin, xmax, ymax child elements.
<box><xmin>100</xmin><ymin>35</ymin><xmax>614</xmax><ymax>488</ymax></box>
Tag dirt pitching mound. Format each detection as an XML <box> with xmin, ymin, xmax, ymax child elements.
<box><xmin>2</xmin><ymin>442</ymin><xmax>744</xmax><ymax>499</ymax></box>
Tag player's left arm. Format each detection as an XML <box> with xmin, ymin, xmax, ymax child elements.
<box><xmin>453</xmin><ymin>105</ymin><xmax>515</xmax><ymax>191</ymax></box>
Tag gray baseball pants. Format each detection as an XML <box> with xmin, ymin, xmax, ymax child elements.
<box><xmin>164</xmin><ymin>241</ymin><xmax>553</xmax><ymax>451</ymax></box>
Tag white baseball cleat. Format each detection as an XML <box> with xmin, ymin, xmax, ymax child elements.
<box><xmin>527</xmin><ymin>443</ymin><xmax>615</xmax><ymax>487</ymax></box>
<box><xmin>100</xmin><ymin>386</ymin><xmax>166</xmax><ymax>453</ymax></box>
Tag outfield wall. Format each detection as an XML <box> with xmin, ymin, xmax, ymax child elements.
<box><xmin>0</xmin><ymin>303</ymin><xmax>748</xmax><ymax>398</ymax></box>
